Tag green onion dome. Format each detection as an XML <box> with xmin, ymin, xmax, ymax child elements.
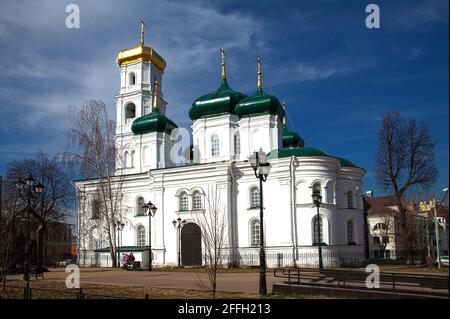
<box><xmin>235</xmin><ymin>89</ymin><xmax>285</xmax><ymax>118</ymax></box>
<box><xmin>131</xmin><ymin>109</ymin><xmax>178</xmax><ymax>135</ymax></box>
<box><xmin>189</xmin><ymin>79</ymin><xmax>246</xmax><ymax>121</ymax></box>
<box><xmin>268</xmin><ymin>147</ymin><xmax>327</xmax><ymax>158</ymax></box>
<box><xmin>282</xmin><ymin>126</ymin><xmax>305</xmax><ymax>148</ymax></box>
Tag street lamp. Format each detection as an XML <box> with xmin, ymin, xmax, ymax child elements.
<box><xmin>172</xmin><ymin>217</ymin><xmax>186</xmax><ymax>267</ymax></box>
<box><xmin>312</xmin><ymin>185</ymin><xmax>324</xmax><ymax>270</ymax></box>
<box><xmin>15</xmin><ymin>174</ymin><xmax>45</xmax><ymax>288</ymax></box>
<box><xmin>115</xmin><ymin>221</ymin><xmax>125</xmax><ymax>268</ymax></box>
<box><xmin>248</xmin><ymin>149</ymin><xmax>271</xmax><ymax>295</ymax></box>
<box><xmin>143</xmin><ymin>201</ymin><xmax>157</xmax><ymax>271</ymax></box>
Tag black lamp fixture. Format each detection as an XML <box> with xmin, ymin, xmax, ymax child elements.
<box><xmin>142</xmin><ymin>201</ymin><xmax>157</xmax><ymax>271</ymax></box>
<box><xmin>115</xmin><ymin>221</ymin><xmax>125</xmax><ymax>268</ymax></box>
<box><xmin>312</xmin><ymin>185</ymin><xmax>324</xmax><ymax>270</ymax></box>
<box><xmin>15</xmin><ymin>174</ymin><xmax>45</xmax><ymax>291</ymax></box>
<box><xmin>248</xmin><ymin>149</ymin><xmax>271</xmax><ymax>295</ymax></box>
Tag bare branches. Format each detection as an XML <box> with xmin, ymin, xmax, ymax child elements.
<box><xmin>375</xmin><ymin>112</ymin><xmax>437</xmax><ymax>259</ymax></box>
<box><xmin>194</xmin><ymin>185</ymin><xmax>228</xmax><ymax>299</ymax></box>
<box><xmin>66</xmin><ymin>100</ymin><xmax>123</xmax><ymax>267</ymax></box>
<box><xmin>375</xmin><ymin>112</ymin><xmax>437</xmax><ymax>197</ymax></box>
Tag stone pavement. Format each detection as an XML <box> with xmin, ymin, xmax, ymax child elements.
<box><xmin>21</xmin><ymin>268</ymin><xmax>285</xmax><ymax>294</ymax></box>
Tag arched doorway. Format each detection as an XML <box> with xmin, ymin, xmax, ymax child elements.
<box><xmin>181</xmin><ymin>223</ymin><xmax>202</xmax><ymax>266</ymax></box>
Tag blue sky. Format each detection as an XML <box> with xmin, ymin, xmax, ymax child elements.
<box><xmin>0</xmin><ymin>0</ymin><xmax>448</xmax><ymax>200</ymax></box>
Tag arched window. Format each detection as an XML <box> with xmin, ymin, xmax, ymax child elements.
<box><xmin>129</xmin><ymin>72</ymin><xmax>136</xmax><ymax>85</ymax></box>
<box><xmin>312</xmin><ymin>182</ymin><xmax>321</xmax><ymax>196</ymax></box>
<box><xmin>137</xmin><ymin>225</ymin><xmax>146</xmax><ymax>246</ymax></box>
<box><xmin>251</xmin><ymin>219</ymin><xmax>261</xmax><ymax>247</ymax></box>
<box><xmin>124</xmin><ymin>151</ymin><xmax>129</xmax><ymax>168</ymax></box>
<box><xmin>192</xmin><ymin>191</ymin><xmax>202</xmax><ymax>210</ymax></box>
<box><xmin>211</xmin><ymin>134</ymin><xmax>219</xmax><ymax>157</ymax></box>
<box><xmin>233</xmin><ymin>133</ymin><xmax>240</xmax><ymax>157</ymax></box>
<box><xmin>136</xmin><ymin>197</ymin><xmax>145</xmax><ymax>216</ymax></box>
<box><xmin>347</xmin><ymin>191</ymin><xmax>354</xmax><ymax>209</ymax></box>
<box><xmin>250</xmin><ymin>187</ymin><xmax>260</xmax><ymax>208</ymax></box>
<box><xmin>179</xmin><ymin>192</ymin><xmax>189</xmax><ymax>211</ymax></box>
<box><xmin>125</xmin><ymin>103</ymin><xmax>136</xmax><ymax>123</ymax></box>
<box><xmin>313</xmin><ymin>216</ymin><xmax>323</xmax><ymax>244</ymax></box>
<box><xmin>91</xmin><ymin>199</ymin><xmax>100</xmax><ymax>219</ymax></box>
<box><xmin>347</xmin><ymin>220</ymin><xmax>354</xmax><ymax>244</ymax></box>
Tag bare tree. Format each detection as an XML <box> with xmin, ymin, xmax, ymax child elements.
<box><xmin>194</xmin><ymin>185</ymin><xmax>228</xmax><ymax>299</ymax></box>
<box><xmin>1</xmin><ymin>151</ymin><xmax>73</xmax><ymax>287</ymax></box>
<box><xmin>375</xmin><ymin>112</ymin><xmax>438</xmax><ymax>261</ymax></box>
<box><xmin>66</xmin><ymin>100</ymin><xmax>123</xmax><ymax>267</ymax></box>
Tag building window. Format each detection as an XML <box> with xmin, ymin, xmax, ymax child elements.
<box><xmin>347</xmin><ymin>191</ymin><xmax>354</xmax><ymax>209</ymax></box>
<box><xmin>137</xmin><ymin>225</ymin><xmax>146</xmax><ymax>246</ymax></box>
<box><xmin>136</xmin><ymin>197</ymin><xmax>145</xmax><ymax>216</ymax></box>
<box><xmin>373</xmin><ymin>223</ymin><xmax>387</xmax><ymax>231</ymax></box>
<box><xmin>251</xmin><ymin>219</ymin><xmax>261</xmax><ymax>247</ymax></box>
<box><xmin>129</xmin><ymin>72</ymin><xmax>136</xmax><ymax>85</ymax></box>
<box><xmin>91</xmin><ymin>199</ymin><xmax>100</xmax><ymax>219</ymax></box>
<box><xmin>211</xmin><ymin>134</ymin><xmax>219</xmax><ymax>157</ymax></box>
<box><xmin>312</xmin><ymin>182</ymin><xmax>321</xmax><ymax>196</ymax></box>
<box><xmin>313</xmin><ymin>216</ymin><xmax>323</xmax><ymax>244</ymax></box>
<box><xmin>125</xmin><ymin>103</ymin><xmax>136</xmax><ymax>123</ymax></box>
<box><xmin>373</xmin><ymin>237</ymin><xmax>380</xmax><ymax>245</ymax></box>
<box><xmin>250</xmin><ymin>187</ymin><xmax>260</xmax><ymax>208</ymax></box>
<box><xmin>234</xmin><ymin>133</ymin><xmax>240</xmax><ymax>157</ymax></box>
<box><xmin>192</xmin><ymin>191</ymin><xmax>202</xmax><ymax>210</ymax></box>
<box><xmin>347</xmin><ymin>220</ymin><xmax>354</xmax><ymax>244</ymax></box>
<box><xmin>179</xmin><ymin>192</ymin><xmax>189</xmax><ymax>211</ymax></box>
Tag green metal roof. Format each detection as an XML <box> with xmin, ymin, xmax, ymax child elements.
<box><xmin>282</xmin><ymin>126</ymin><xmax>305</xmax><ymax>148</ymax></box>
<box><xmin>131</xmin><ymin>109</ymin><xmax>178</xmax><ymax>135</ymax></box>
<box><xmin>268</xmin><ymin>147</ymin><xmax>327</xmax><ymax>158</ymax></box>
<box><xmin>189</xmin><ymin>79</ymin><xmax>246</xmax><ymax>121</ymax></box>
<box><xmin>334</xmin><ymin>157</ymin><xmax>357</xmax><ymax>168</ymax></box>
<box><xmin>94</xmin><ymin>246</ymin><xmax>150</xmax><ymax>253</ymax></box>
<box><xmin>235</xmin><ymin>89</ymin><xmax>285</xmax><ymax>118</ymax></box>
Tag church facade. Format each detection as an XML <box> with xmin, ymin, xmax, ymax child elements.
<box><xmin>75</xmin><ymin>25</ymin><xmax>366</xmax><ymax>269</ymax></box>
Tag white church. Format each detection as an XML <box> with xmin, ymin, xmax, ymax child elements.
<box><xmin>75</xmin><ymin>23</ymin><xmax>366</xmax><ymax>269</ymax></box>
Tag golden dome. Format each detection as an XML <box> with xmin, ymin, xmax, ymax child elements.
<box><xmin>116</xmin><ymin>45</ymin><xmax>166</xmax><ymax>71</ymax></box>
<box><xmin>116</xmin><ymin>18</ymin><xmax>166</xmax><ymax>71</ymax></box>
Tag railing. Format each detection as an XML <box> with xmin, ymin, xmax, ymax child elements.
<box><xmin>273</xmin><ymin>267</ymin><xmax>449</xmax><ymax>296</ymax></box>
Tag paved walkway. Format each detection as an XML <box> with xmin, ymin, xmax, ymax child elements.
<box><xmin>14</xmin><ymin>268</ymin><xmax>284</xmax><ymax>294</ymax></box>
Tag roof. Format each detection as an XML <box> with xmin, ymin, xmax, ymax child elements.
<box><xmin>131</xmin><ymin>109</ymin><xmax>178</xmax><ymax>135</ymax></box>
<box><xmin>282</xmin><ymin>126</ymin><xmax>305</xmax><ymax>148</ymax></box>
<box><xmin>116</xmin><ymin>45</ymin><xmax>166</xmax><ymax>71</ymax></box>
<box><xmin>189</xmin><ymin>79</ymin><xmax>245</xmax><ymax>121</ymax></box>
<box><xmin>268</xmin><ymin>147</ymin><xmax>328</xmax><ymax>158</ymax></box>
<box><xmin>235</xmin><ymin>89</ymin><xmax>285</xmax><ymax>118</ymax></box>
<box><xmin>363</xmin><ymin>195</ymin><xmax>399</xmax><ymax>215</ymax></box>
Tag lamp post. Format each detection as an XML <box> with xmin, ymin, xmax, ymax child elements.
<box><xmin>15</xmin><ymin>175</ymin><xmax>44</xmax><ymax>287</ymax></box>
<box><xmin>115</xmin><ymin>221</ymin><xmax>125</xmax><ymax>268</ymax></box>
<box><xmin>172</xmin><ymin>217</ymin><xmax>186</xmax><ymax>267</ymax></box>
<box><xmin>312</xmin><ymin>186</ymin><xmax>324</xmax><ymax>270</ymax></box>
<box><xmin>143</xmin><ymin>201</ymin><xmax>157</xmax><ymax>271</ymax></box>
<box><xmin>248</xmin><ymin>149</ymin><xmax>271</xmax><ymax>296</ymax></box>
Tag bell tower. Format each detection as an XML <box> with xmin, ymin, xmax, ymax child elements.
<box><xmin>115</xmin><ymin>19</ymin><xmax>168</xmax><ymax>174</ymax></box>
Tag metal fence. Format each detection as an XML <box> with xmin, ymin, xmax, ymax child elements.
<box><xmin>236</xmin><ymin>250</ymin><xmax>366</xmax><ymax>268</ymax></box>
